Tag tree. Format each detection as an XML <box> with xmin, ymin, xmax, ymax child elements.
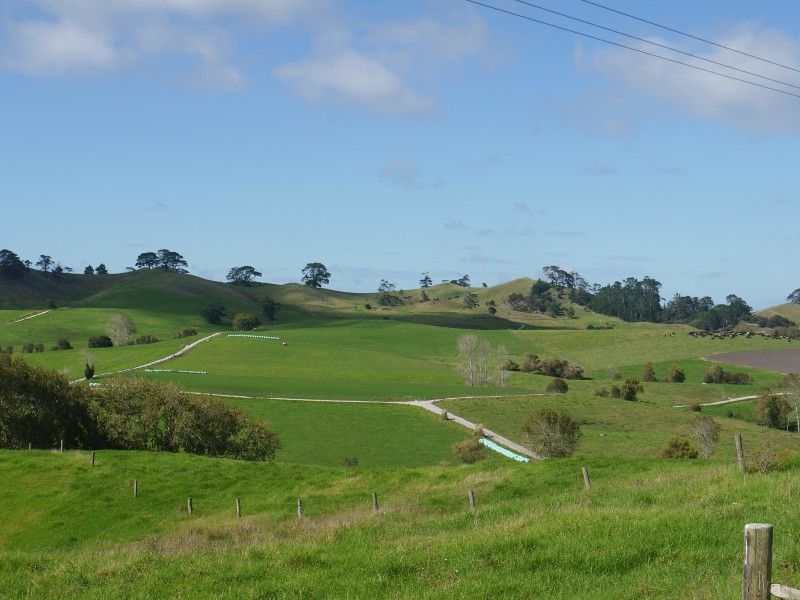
<box><xmin>0</xmin><ymin>249</ymin><xmax>26</xmax><ymax>279</ymax></box>
<box><xmin>88</xmin><ymin>335</ymin><xmax>113</xmax><ymax>348</ymax></box>
<box><xmin>84</xmin><ymin>364</ymin><xmax>95</xmax><ymax>380</ymax></box>
<box><xmin>301</xmin><ymin>262</ymin><xmax>331</xmax><ymax>288</ymax></box>
<box><xmin>788</xmin><ymin>289</ymin><xmax>800</xmax><ymax>304</ymax></box>
<box><xmin>106</xmin><ymin>313</ymin><xmax>136</xmax><ymax>346</ymax></box>
<box><xmin>755</xmin><ymin>390</ymin><xmax>791</xmax><ymax>430</ymax></box>
<box><xmin>156</xmin><ymin>249</ymin><xmax>188</xmax><ymax>273</ymax></box>
<box><xmin>621</xmin><ymin>378</ymin><xmax>643</xmax><ymax>401</ymax></box>
<box><xmin>488</xmin><ymin>305</ymin><xmax>497</xmax><ymax>316</ymax></box>
<box><xmin>261</xmin><ymin>297</ymin><xmax>281</xmax><ymax>325</ymax></box>
<box><xmin>452</xmin><ymin>274</ymin><xmax>470</xmax><ymax>287</ymax></box>
<box><xmin>377</xmin><ymin>279</ymin><xmax>401</xmax><ymax>306</ymax></box>
<box><xmin>463</xmin><ymin>292</ymin><xmax>479</xmax><ymax>309</ymax></box>
<box><xmin>135</xmin><ymin>252</ymin><xmax>159</xmax><ymax>269</ymax></box>
<box><xmin>522</xmin><ymin>409</ymin><xmax>581</xmax><ymax>458</ymax></box>
<box><xmin>419</xmin><ymin>273</ymin><xmax>433</xmax><ymax>288</ymax></box>
<box><xmin>232</xmin><ymin>312</ymin><xmax>260</xmax><ymax>331</ymax></box>
<box><xmin>83</xmin><ymin>265</ymin><xmax>95</xmax><ymax>275</ymax></box>
<box><xmin>780</xmin><ymin>373</ymin><xmax>800</xmax><ymax>433</ymax></box>
<box><xmin>95</xmin><ymin>264</ymin><xmax>108</xmax><ymax>275</ymax></box>
<box><xmin>547</xmin><ymin>378</ymin><xmax>569</xmax><ymax>394</ymax></box>
<box><xmin>226</xmin><ymin>265</ymin><xmax>262</xmax><ymax>286</ymax></box>
<box><xmin>36</xmin><ymin>255</ymin><xmax>53</xmax><ymax>273</ymax></box>
<box><xmin>420</xmin><ymin>290</ymin><xmax>430</xmax><ymax>302</ymax></box>
<box><xmin>689</xmin><ymin>414</ymin><xmax>720</xmax><ymax>459</ymax></box>
<box><xmin>201</xmin><ymin>305</ymin><xmax>226</xmax><ymax>325</ymax></box>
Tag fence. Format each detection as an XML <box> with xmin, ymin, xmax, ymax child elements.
<box><xmin>743</xmin><ymin>523</ymin><xmax>800</xmax><ymax>599</ymax></box>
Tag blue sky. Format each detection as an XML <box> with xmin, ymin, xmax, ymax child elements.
<box><xmin>1</xmin><ymin>0</ymin><xmax>799</xmax><ymax>308</ymax></box>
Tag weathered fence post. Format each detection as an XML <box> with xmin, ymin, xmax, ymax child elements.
<box><xmin>582</xmin><ymin>466</ymin><xmax>591</xmax><ymax>490</ymax></box>
<box><xmin>60</xmin><ymin>439</ymin><xmax>63</xmax><ymax>453</ymax></box>
<box><xmin>91</xmin><ymin>451</ymin><xmax>95</xmax><ymax>467</ymax></box>
<box><xmin>372</xmin><ymin>493</ymin><xmax>379</xmax><ymax>512</ymax></box>
<box><xmin>28</xmin><ymin>442</ymin><xmax>31</xmax><ymax>451</ymax></box>
<box><xmin>134</xmin><ymin>479</ymin><xmax>138</xmax><ymax>497</ymax></box>
<box><xmin>467</xmin><ymin>488</ymin><xmax>476</xmax><ymax>510</ymax></box>
<box><xmin>187</xmin><ymin>497</ymin><xmax>193</xmax><ymax>515</ymax></box>
<box><xmin>743</xmin><ymin>523</ymin><xmax>772</xmax><ymax>600</ymax></box>
<box><xmin>297</xmin><ymin>498</ymin><xmax>303</xmax><ymax>518</ymax></box>
<box><xmin>236</xmin><ymin>498</ymin><xmax>241</xmax><ymax>519</ymax></box>
<box><xmin>736</xmin><ymin>434</ymin><xmax>746</xmax><ymax>473</ymax></box>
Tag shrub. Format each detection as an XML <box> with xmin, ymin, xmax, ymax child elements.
<box><xmin>726</xmin><ymin>411</ymin><xmax>744</xmax><ymax>420</ymax></box>
<box><xmin>755</xmin><ymin>391</ymin><xmax>791</xmax><ymax>430</ymax></box>
<box><xmin>539</xmin><ymin>358</ymin><xmax>569</xmax><ymax>378</ymax></box>
<box><xmin>688</xmin><ymin>402</ymin><xmax>702</xmax><ymax>412</ymax></box>
<box><xmin>661</xmin><ymin>436</ymin><xmax>699</xmax><ymax>459</ymax></box>
<box><xmin>521</xmin><ymin>409</ymin><xmax>581</xmax><ymax>458</ymax></box>
<box><xmin>88</xmin><ymin>335</ymin><xmax>113</xmax><ymax>348</ymax></box>
<box><xmin>232</xmin><ymin>312</ymin><xmax>260</xmax><ymax>331</ymax></box>
<box><xmin>745</xmin><ymin>436</ymin><xmax>790</xmax><ymax>474</ymax></box>
<box><xmin>703</xmin><ymin>365</ymin><xmax>724</xmax><ymax>384</ymax></box>
<box><xmin>342</xmin><ymin>457</ymin><xmax>359</xmax><ymax>468</ymax></box>
<box><xmin>562</xmin><ymin>363</ymin><xmax>585</xmax><ymax>380</ymax></box>
<box><xmin>135</xmin><ymin>335</ymin><xmax>159</xmax><ymax>345</ymax></box>
<box><xmin>502</xmin><ymin>359</ymin><xmax>520</xmax><ymax>371</ymax></box>
<box><xmin>642</xmin><ymin>362</ymin><xmax>656</xmax><ymax>382</ymax></box>
<box><xmin>667</xmin><ymin>366</ymin><xmax>686</xmax><ymax>383</ymax></box>
<box><xmin>1</xmin><ymin>346</ymin><xmax>13</xmax><ymax>355</ymax></box>
<box><xmin>607</xmin><ymin>365</ymin><xmax>621</xmax><ymax>380</ymax></box>
<box><xmin>594</xmin><ymin>388</ymin><xmax>610</xmax><ymax>397</ymax></box>
<box><xmin>521</xmin><ymin>352</ymin><xmax>539</xmax><ymax>373</ymax></box>
<box><xmin>46</xmin><ymin>299</ymin><xmax>56</xmax><ymax>309</ymax></box>
<box><xmin>689</xmin><ymin>414</ymin><xmax>720</xmax><ymax>458</ymax></box>
<box><xmin>21</xmin><ymin>343</ymin><xmax>34</xmax><ymax>354</ymax></box>
<box><xmin>452</xmin><ymin>437</ymin><xmax>487</xmax><ymax>464</ymax></box>
<box><xmin>473</xmin><ymin>423</ymin><xmax>485</xmax><ymax>436</ymax></box>
<box><xmin>621</xmin><ymin>378</ymin><xmax>643</xmax><ymax>401</ymax></box>
<box><xmin>51</xmin><ymin>339</ymin><xmax>72</xmax><ymax>351</ymax></box>
<box><xmin>230</xmin><ymin>421</ymin><xmax>280</xmax><ymax>461</ymax></box>
<box><xmin>84</xmin><ymin>363</ymin><xmax>95</xmax><ymax>380</ymax></box>
<box><xmin>34</xmin><ymin>343</ymin><xmax>44</xmax><ymax>353</ymax></box>
<box><xmin>201</xmin><ymin>305</ymin><xmax>226</xmax><ymax>325</ymax></box>
<box><xmin>364</xmin><ymin>303</ymin><xmax>372</xmax><ymax>310</ymax></box>
<box><xmin>724</xmin><ymin>372</ymin><xmax>752</xmax><ymax>385</ymax></box>
<box><xmin>180</xmin><ymin>329</ymin><xmax>197</xmax><ymax>338</ymax></box>
<box><xmin>610</xmin><ymin>385</ymin><xmax>622</xmax><ymax>398</ymax></box>
<box><xmin>547</xmin><ymin>378</ymin><xmax>569</xmax><ymax>394</ymax></box>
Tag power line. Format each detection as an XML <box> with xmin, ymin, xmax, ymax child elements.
<box><xmin>462</xmin><ymin>0</ymin><xmax>800</xmax><ymax>100</ymax></box>
<box><xmin>507</xmin><ymin>0</ymin><xmax>800</xmax><ymax>91</ymax></box>
<box><xmin>577</xmin><ymin>0</ymin><xmax>800</xmax><ymax>74</ymax></box>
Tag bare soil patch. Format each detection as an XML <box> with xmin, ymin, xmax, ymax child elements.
<box><xmin>706</xmin><ymin>349</ymin><xmax>800</xmax><ymax>374</ymax></box>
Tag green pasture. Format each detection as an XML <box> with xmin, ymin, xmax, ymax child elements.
<box><xmin>2</xmin><ymin>451</ymin><xmax>800</xmax><ymax>597</ymax></box>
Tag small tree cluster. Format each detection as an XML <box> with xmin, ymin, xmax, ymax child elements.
<box><xmin>755</xmin><ymin>390</ymin><xmax>791</xmax><ymax>430</ymax></box>
<box><xmin>456</xmin><ymin>334</ymin><xmax>508</xmax><ymax>388</ymax></box>
<box><xmin>232</xmin><ymin>312</ymin><xmax>260</xmax><ymax>331</ymax></box>
<box><xmin>226</xmin><ymin>266</ymin><xmax>262</xmax><ymax>286</ymax></box>
<box><xmin>666</xmin><ymin>365</ymin><xmax>686</xmax><ymax>383</ymax></box>
<box><xmin>201</xmin><ymin>305</ymin><xmax>226</xmax><ymax>325</ymax></box>
<box><xmin>703</xmin><ymin>365</ymin><xmax>752</xmax><ymax>385</ymax></box>
<box><xmin>510</xmin><ymin>353</ymin><xmax>584</xmax><ymax>380</ymax></box>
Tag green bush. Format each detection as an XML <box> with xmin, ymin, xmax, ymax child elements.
<box><xmin>610</xmin><ymin>385</ymin><xmax>622</xmax><ymax>398</ymax></box>
<box><xmin>51</xmin><ymin>339</ymin><xmax>72</xmax><ymax>351</ymax></box>
<box><xmin>521</xmin><ymin>409</ymin><xmax>581</xmax><ymax>458</ymax></box>
<box><xmin>755</xmin><ymin>391</ymin><xmax>791</xmax><ymax>430</ymax></box>
<box><xmin>232</xmin><ymin>312</ymin><xmax>261</xmax><ymax>331</ymax></box>
<box><xmin>452</xmin><ymin>437</ymin><xmax>487</xmax><ymax>464</ymax></box>
<box><xmin>667</xmin><ymin>366</ymin><xmax>686</xmax><ymax>383</ymax></box>
<box><xmin>642</xmin><ymin>362</ymin><xmax>657</xmax><ymax>382</ymax></box>
<box><xmin>135</xmin><ymin>335</ymin><xmax>159</xmax><ymax>345</ymax></box>
<box><xmin>621</xmin><ymin>378</ymin><xmax>644</xmax><ymax>401</ymax></box>
<box><xmin>661</xmin><ymin>436</ymin><xmax>699</xmax><ymax>459</ymax></box>
<box><xmin>88</xmin><ymin>335</ymin><xmax>113</xmax><ymax>348</ymax></box>
<box><xmin>546</xmin><ymin>378</ymin><xmax>569</xmax><ymax>394</ymax></box>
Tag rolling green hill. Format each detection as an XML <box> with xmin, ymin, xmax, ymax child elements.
<box><xmin>758</xmin><ymin>302</ymin><xmax>800</xmax><ymax>323</ymax></box>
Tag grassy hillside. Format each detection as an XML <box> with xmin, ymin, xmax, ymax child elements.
<box><xmin>1</xmin><ymin>450</ymin><xmax>800</xmax><ymax>598</ymax></box>
<box><xmin>759</xmin><ymin>302</ymin><xmax>800</xmax><ymax>323</ymax></box>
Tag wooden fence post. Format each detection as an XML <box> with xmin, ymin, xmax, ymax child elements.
<box><xmin>467</xmin><ymin>488</ymin><xmax>476</xmax><ymax>510</ymax></box>
<box><xmin>60</xmin><ymin>439</ymin><xmax>63</xmax><ymax>453</ymax></box>
<box><xmin>91</xmin><ymin>451</ymin><xmax>95</xmax><ymax>467</ymax></box>
<box><xmin>236</xmin><ymin>498</ymin><xmax>241</xmax><ymax>519</ymax></box>
<box><xmin>28</xmin><ymin>442</ymin><xmax>31</xmax><ymax>451</ymax></box>
<box><xmin>743</xmin><ymin>523</ymin><xmax>772</xmax><ymax>600</ymax></box>
<box><xmin>134</xmin><ymin>479</ymin><xmax>138</xmax><ymax>497</ymax></box>
<box><xmin>187</xmin><ymin>497</ymin><xmax>193</xmax><ymax>515</ymax></box>
<box><xmin>372</xmin><ymin>493</ymin><xmax>379</xmax><ymax>512</ymax></box>
<box><xmin>582</xmin><ymin>466</ymin><xmax>591</xmax><ymax>491</ymax></box>
<box><xmin>736</xmin><ymin>434</ymin><xmax>746</xmax><ymax>473</ymax></box>
<box><xmin>297</xmin><ymin>498</ymin><xmax>303</xmax><ymax>518</ymax></box>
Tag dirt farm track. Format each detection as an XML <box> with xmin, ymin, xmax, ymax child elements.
<box><xmin>706</xmin><ymin>349</ymin><xmax>800</xmax><ymax>374</ymax></box>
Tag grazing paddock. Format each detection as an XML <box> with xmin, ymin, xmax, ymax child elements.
<box><xmin>706</xmin><ymin>349</ymin><xmax>800</xmax><ymax>375</ymax></box>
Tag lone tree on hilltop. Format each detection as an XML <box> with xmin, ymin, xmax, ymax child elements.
<box><xmin>301</xmin><ymin>262</ymin><xmax>330</xmax><ymax>288</ymax></box>
<box><xmin>419</xmin><ymin>272</ymin><xmax>433</xmax><ymax>288</ymax></box>
<box><xmin>788</xmin><ymin>289</ymin><xmax>800</xmax><ymax>304</ymax></box>
<box><xmin>156</xmin><ymin>249</ymin><xmax>188</xmax><ymax>273</ymax></box>
<box><xmin>36</xmin><ymin>255</ymin><xmax>53</xmax><ymax>273</ymax></box>
<box><xmin>0</xmin><ymin>249</ymin><xmax>26</xmax><ymax>279</ymax></box>
<box><xmin>226</xmin><ymin>266</ymin><xmax>262</xmax><ymax>286</ymax></box>
<box><xmin>377</xmin><ymin>279</ymin><xmax>401</xmax><ymax>306</ymax></box>
<box><xmin>95</xmin><ymin>263</ymin><xmax>108</xmax><ymax>275</ymax></box>
<box><xmin>83</xmin><ymin>265</ymin><xmax>94</xmax><ymax>275</ymax></box>
<box><xmin>135</xmin><ymin>252</ymin><xmax>159</xmax><ymax>269</ymax></box>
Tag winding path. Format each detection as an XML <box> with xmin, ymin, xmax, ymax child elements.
<box><xmin>672</xmin><ymin>392</ymin><xmax>792</xmax><ymax>409</ymax></box>
<box><xmin>1</xmin><ymin>309</ymin><xmax>52</xmax><ymax>325</ymax></box>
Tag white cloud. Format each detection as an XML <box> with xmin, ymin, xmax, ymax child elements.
<box><xmin>275</xmin><ymin>49</ymin><xmax>431</xmax><ymax>115</ymax></box>
<box><xmin>579</xmin><ymin>24</ymin><xmax>800</xmax><ymax>134</ymax></box>
<box><xmin>3</xmin><ymin>19</ymin><xmax>121</xmax><ymax>75</ymax></box>
<box><xmin>379</xmin><ymin>160</ymin><xmax>442</xmax><ymax>190</ymax></box>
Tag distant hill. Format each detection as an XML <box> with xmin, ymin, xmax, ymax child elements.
<box><xmin>757</xmin><ymin>303</ymin><xmax>800</xmax><ymax>323</ymax></box>
<box><xmin>0</xmin><ymin>269</ymin><xmax>599</xmax><ymax>329</ymax></box>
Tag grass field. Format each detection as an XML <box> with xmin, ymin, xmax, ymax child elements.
<box><xmin>2</xmin><ymin>450</ymin><xmax>800</xmax><ymax>598</ymax></box>
<box><xmin>227</xmin><ymin>399</ymin><xmax>467</xmax><ymax>467</ymax></box>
